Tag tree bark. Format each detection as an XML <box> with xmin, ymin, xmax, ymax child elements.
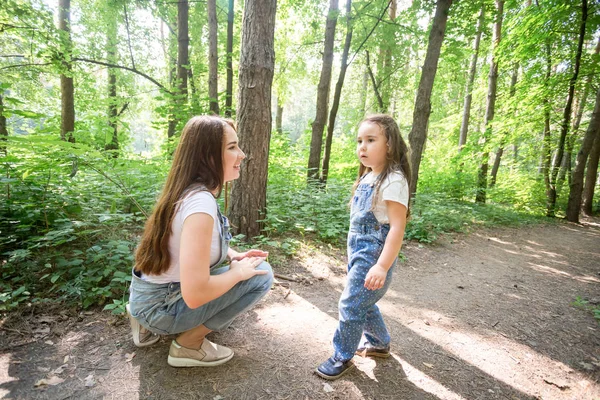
<box><xmin>359</xmin><ymin>64</ymin><xmax>369</xmax><ymax>117</ymax></box>
<box><xmin>321</xmin><ymin>0</ymin><xmax>352</xmax><ymax>185</ymax></box>
<box><xmin>582</xmin><ymin>127</ymin><xmax>600</xmax><ymax>215</ymax></box>
<box><xmin>475</xmin><ymin>0</ymin><xmax>503</xmax><ymax>203</ymax></box>
<box><xmin>566</xmin><ymin>86</ymin><xmax>600</xmax><ymax>222</ymax></box>
<box><xmin>225</xmin><ymin>0</ymin><xmax>234</xmax><ymax>117</ymax></box>
<box><xmin>366</xmin><ymin>50</ymin><xmax>384</xmax><ymax>112</ymax></box>
<box><xmin>0</xmin><ymin>94</ymin><xmax>7</xmax><ymax>155</ymax></box>
<box><xmin>408</xmin><ymin>0</ymin><xmax>453</xmax><ymax>195</ymax></box>
<box><xmin>547</xmin><ymin>0</ymin><xmax>587</xmax><ymax>217</ymax></box>
<box><xmin>379</xmin><ymin>0</ymin><xmax>396</xmax><ymax>112</ymax></box>
<box><xmin>167</xmin><ymin>0</ymin><xmax>189</xmax><ymax>138</ymax></box>
<box><xmin>307</xmin><ymin>0</ymin><xmax>339</xmax><ymax>181</ymax></box>
<box><xmin>276</xmin><ymin>97</ymin><xmax>283</xmax><ymax>133</ymax></box>
<box><xmin>541</xmin><ymin>42</ymin><xmax>552</xmax><ymax>192</ymax></box>
<box><xmin>229</xmin><ymin>0</ymin><xmax>277</xmax><ymax>239</ymax></box>
<box><xmin>490</xmin><ymin>61</ymin><xmax>518</xmax><ymax>186</ymax></box>
<box><xmin>458</xmin><ymin>3</ymin><xmax>484</xmax><ymax>150</ymax></box>
<box><xmin>59</xmin><ymin>0</ymin><xmax>75</xmax><ymax>143</ymax></box>
<box><xmin>208</xmin><ymin>0</ymin><xmax>219</xmax><ymax>114</ymax></box>
<box><xmin>105</xmin><ymin>10</ymin><xmax>119</xmax><ymax>154</ymax></box>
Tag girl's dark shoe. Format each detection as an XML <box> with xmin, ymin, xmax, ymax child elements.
<box><xmin>315</xmin><ymin>357</ymin><xmax>354</xmax><ymax>380</ymax></box>
<box><xmin>355</xmin><ymin>345</ymin><xmax>390</xmax><ymax>358</ymax></box>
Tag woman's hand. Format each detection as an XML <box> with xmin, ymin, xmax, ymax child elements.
<box><xmin>230</xmin><ymin>249</ymin><xmax>269</xmax><ymax>261</ymax></box>
<box><xmin>229</xmin><ymin>256</ymin><xmax>268</xmax><ymax>281</ymax></box>
<box><xmin>364</xmin><ymin>264</ymin><xmax>387</xmax><ymax>290</ymax></box>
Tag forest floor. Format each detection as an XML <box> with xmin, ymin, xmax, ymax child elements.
<box><xmin>1</xmin><ymin>218</ymin><xmax>599</xmax><ymax>400</ymax></box>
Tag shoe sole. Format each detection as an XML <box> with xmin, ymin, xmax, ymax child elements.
<box><xmin>355</xmin><ymin>350</ymin><xmax>391</xmax><ymax>359</ymax></box>
<box><xmin>167</xmin><ymin>352</ymin><xmax>234</xmax><ymax>367</ymax></box>
<box><xmin>314</xmin><ymin>363</ymin><xmax>355</xmax><ymax>380</ymax></box>
<box><xmin>126</xmin><ymin>304</ymin><xmax>160</xmax><ymax>348</ymax></box>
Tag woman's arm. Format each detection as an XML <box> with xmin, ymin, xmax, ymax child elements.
<box><xmin>364</xmin><ymin>201</ymin><xmax>407</xmax><ymax>290</ymax></box>
<box><xmin>180</xmin><ymin>213</ymin><xmax>266</xmax><ymax>308</ymax></box>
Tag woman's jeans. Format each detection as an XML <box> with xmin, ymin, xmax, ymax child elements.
<box><xmin>129</xmin><ymin>262</ymin><xmax>273</xmax><ymax>335</ymax></box>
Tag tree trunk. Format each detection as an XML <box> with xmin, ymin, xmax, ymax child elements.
<box><xmin>366</xmin><ymin>50</ymin><xmax>384</xmax><ymax>112</ymax></box>
<box><xmin>229</xmin><ymin>0</ymin><xmax>277</xmax><ymax>239</ymax></box>
<box><xmin>276</xmin><ymin>97</ymin><xmax>283</xmax><ymax>133</ymax></box>
<box><xmin>408</xmin><ymin>0</ymin><xmax>453</xmax><ymax>195</ymax></box>
<box><xmin>458</xmin><ymin>3</ymin><xmax>484</xmax><ymax>150</ymax></box>
<box><xmin>105</xmin><ymin>11</ymin><xmax>119</xmax><ymax>154</ymax></box>
<box><xmin>490</xmin><ymin>61</ymin><xmax>518</xmax><ymax>186</ymax></box>
<box><xmin>359</xmin><ymin>63</ymin><xmax>368</xmax><ymax>117</ymax></box>
<box><xmin>321</xmin><ymin>0</ymin><xmax>352</xmax><ymax>185</ymax></box>
<box><xmin>167</xmin><ymin>0</ymin><xmax>189</xmax><ymax>138</ymax></box>
<box><xmin>307</xmin><ymin>0</ymin><xmax>339</xmax><ymax>181</ymax></box>
<box><xmin>208</xmin><ymin>0</ymin><xmax>219</xmax><ymax>114</ymax></box>
<box><xmin>566</xmin><ymin>86</ymin><xmax>600</xmax><ymax>222</ymax></box>
<box><xmin>59</xmin><ymin>0</ymin><xmax>75</xmax><ymax>143</ymax></box>
<box><xmin>547</xmin><ymin>0</ymin><xmax>587</xmax><ymax>217</ymax></box>
<box><xmin>225</xmin><ymin>0</ymin><xmax>234</xmax><ymax>117</ymax></box>
<box><xmin>379</xmin><ymin>0</ymin><xmax>396</xmax><ymax>113</ymax></box>
<box><xmin>557</xmin><ymin>38</ymin><xmax>600</xmax><ymax>195</ymax></box>
<box><xmin>475</xmin><ymin>0</ymin><xmax>504</xmax><ymax>203</ymax></box>
<box><xmin>582</xmin><ymin>128</ymin><xmax>600</xmax><ymax>215</ymax></box>
<box><xmin>0</xmin><ymin>94</ymin><xmax>7</xmax><ymax>155</ymax></box>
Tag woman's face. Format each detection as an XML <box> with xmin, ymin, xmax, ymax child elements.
<box><xmin>222</xmin><ymin>124</ymin><xmax>246</xmax><ymax>182</ymax></box>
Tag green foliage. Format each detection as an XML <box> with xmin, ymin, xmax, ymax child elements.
<box><xmin>572</xmin><ymin>297</ymin><xmax>600</xmax><ymax>324</ymax></box>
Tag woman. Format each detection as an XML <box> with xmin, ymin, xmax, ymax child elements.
<box><xmin>127</xmin><ymin>115</ymin><xmax>274</xmax><ymax>367</ymax></box>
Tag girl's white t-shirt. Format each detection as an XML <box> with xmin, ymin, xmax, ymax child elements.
<box><xmin>142</xmin><ymin>190</ymin><xmax>221</xmax><ymax>284</ymax></box>
<box><xmin>361</xmin><ymin>171</ymin><xmax>409</xmax><ymax>224</ymax></box>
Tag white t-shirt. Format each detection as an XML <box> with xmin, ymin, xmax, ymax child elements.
<box><xmin>361</xmin><ymin>171</ymin><xmax>409</xmax><ymax>224</ymax></box>
<box><xmin>142</xmin><ymin>190</ymin><xmax>222</xmax><ymax>284</ymax></box>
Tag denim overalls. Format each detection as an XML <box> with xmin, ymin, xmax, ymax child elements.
<box><xmin>332</xmin><ymin>177</ymin><xmax>396</xmax><ymax>362</ymax></box>
<box><xmin>129</xmin><ymin>199</ymin><xmax>273</xmax><ymax>335</ymax></box>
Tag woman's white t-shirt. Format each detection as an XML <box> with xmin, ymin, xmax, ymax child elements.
<box><xmin>142</xmin><ymin>190</ymin><xmax>222</xmax><ymax>284</ymax></box>
<box><xmin>361</xmin><ymin>171</ymin><xmax>409</xmax><ymax>224</ymax></box>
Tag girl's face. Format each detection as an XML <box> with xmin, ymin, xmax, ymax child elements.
<box><xmin>356</xmin><ymin>122</ymin><xmax>388</xmax><ymax>174</ymax></box>
<box><xmin>222</xmin><ymin>124</ymin><xmax>246</xmax><ymax>182</ymax></box>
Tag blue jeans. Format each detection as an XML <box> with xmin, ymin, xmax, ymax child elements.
<box><xmin>129</xmin><ymin>262</ymin><xmax>273</xmax><ymax>334</ymax></box>
<box><xmin>332</xmin><ymin>179</ymin><xmax>396</xmax><ymax>362</ymax></box>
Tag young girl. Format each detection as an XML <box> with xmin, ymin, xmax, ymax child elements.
<box><xmin>316</xmin><ymin>114</ymin><xmax>410</xmax><ymax>380</ymax></box>
<box><xmin>127</xmin><ymin>115</ymin><xmax>274</xmax><ymax>367</ymax></box>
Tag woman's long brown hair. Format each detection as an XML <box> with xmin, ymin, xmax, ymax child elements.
<box><xmin>352</xmin><ymin>114</ymin><xmax>412</xmax><ymax>215</ymax></box>
<box><xmin>135</xmin><ymin>116</ymin><xmax>235</xmax><ymax>275</ymax></box>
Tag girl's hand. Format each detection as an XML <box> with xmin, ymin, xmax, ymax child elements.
<box><xmin>229</xmin><ymin>256</ymin><xmax>268</xmax><ymax>281</ymax></box>
<box><xmin>364</xmin><ymin>264</ymin><xmax>387</xmax><ymax>290</ymax></box>
<box><xmin>231</xmin><ymin>249</ymin><xmax>269</xmax><ymax>261</ymax></box>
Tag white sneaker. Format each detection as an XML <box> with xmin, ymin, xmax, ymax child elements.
<box><xmin>125</xmin><ymin>303</ymin><xmax>159</xmax><ymax>347</ymax></box>
<box><xmin>167</xmin><ymin>339</ymin><xmax>234</xmax><ymax>367</ymax></box>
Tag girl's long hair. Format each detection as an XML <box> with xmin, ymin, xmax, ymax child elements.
<box><xmin>352</xmin><ymin>114</ymin><xmax>412</xmax><ymax>214</ymax></box>
<box><xmin>135</xmin><ymin>116</ymin><xmax>235</xmax><ymax>275</ymax></box>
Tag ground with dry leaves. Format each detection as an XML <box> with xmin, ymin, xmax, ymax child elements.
<box><xmin>1</xmin><ymin>218</ymin><xmax>599</xmax><ymax>400</ymax></box>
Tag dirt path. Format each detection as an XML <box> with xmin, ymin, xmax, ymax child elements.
<box><xmin>1</xmin><ymin>219</ymin><xmax>599</xmax><ymax>399</ymax></box>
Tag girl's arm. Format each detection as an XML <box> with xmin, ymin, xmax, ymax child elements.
<box><xmin>180</xmin><ymin>213</ymin><xmax>267</xmax><ymax>308</ymax></box>
<box><xmin>364</xmin><ymin>200</ymin><xmax>407</xmax><ymax>290</ymax></box>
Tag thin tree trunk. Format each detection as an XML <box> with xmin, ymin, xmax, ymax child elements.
<box><xmin>0</xmin><ymin>94</ymin><xmax>7</xmax><ymax>155</ymax></box>
<box><xmin>229</xmin><ymin>0</ymin><xmax>277</xmax><ymax>239</ymax></box>
<box><xmin>359</xmin><ymin>63</ymin><xmax>368</xmax><ymax>117</ymax></box>
<box><xmin>541</xmin><ymin>42</ymin><xmax>552</xmax><ymax>190</ymax></box>
<box><xmin>566</xmin><ymin>86</ymin><xmax>600</xmax><ymax>222</ymax></box>
<box><xmin>557</xmin><ymin>38</ymin><xmax>600</xmax><ymax>194</ymax></box>
<box><xmin>547</xmin><ymin>0</ymin><xmax>587</xmax><ymax>217</ymax></box>
<box><xmin>475</xmin><ymin>0</ymin><xmax>504</xmax><ymax>203</ymax></box>
<box><xmin>380</xmin><ymin>0</ymin><xmax>396</xmax><ymax>112</ymax></box>
<box><xmin>276</xmin><ymin>97</ymin><xmax>283</xmax><ymax>133</ymax></box>
<box><xmin>307</xmin><ymin>0</ymin><xmax>339</xmax><ymax>181</ymax></box>
<box><xmin>225</xmin><ymin>0</ymin><xmax>234</xmax><ymax>117</ymax></box>
<box><xmin>490</xmin><ymin>61</ymin><xmax>518</xmax><ymax>186</ymax></box>
<box><xmin>582</xmin><ymin>128</ymin><xmax>600</xmax><ymax>215</ymax></box>
<box><xmin>168</xmin><ymin>0</ymin><xmax>189</xmax><ymax>138</ymax></box>
<box><xmin>59</xmin><ymin>0</ymin><xmax>75</xmax><ymax>143</ymax></box>
<box><xmin>366</xmin><ymin>50</ymin><xmax>384</xmax><ymax>112</ymax></box>
<box><xmin>208</xmin><ymin>0</ymin><xmax>219</xmax><ymax>114</ymax></box>
<box><xmin>105</xmin><ymin>11</ymin><xmax>119</xmax><ymax>154</ymax></box>
<box><xmin>458</xmin><ymin>2</ymin><xmax>484</xmax><ymax>149</ymax></box>
<box><xmin>321</xmin><ymin>0</ymin><xmax>353</xmax><ymax>185</ymax></box>
<box><xmin>408</xmin><ymin>0</ymin><xmax>453</xmax><ymax>195</ymax></box>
